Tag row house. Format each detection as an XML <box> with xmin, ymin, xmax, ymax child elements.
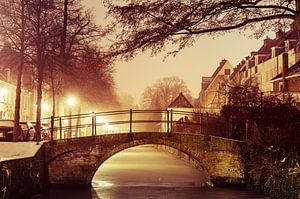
<box><xmin>230</xmin><ymin>24</ymin><xmax>300</xmax><ymax>96</ymax></box>
<box><xmin>199</xmin><ymin>59</ymin><xmax>233</xmax><ymax>113</ymax></box>
<box><xmin>199</xmin><ymin>23</ymin><xmax>300</xmax><ymax>113</ymax></box>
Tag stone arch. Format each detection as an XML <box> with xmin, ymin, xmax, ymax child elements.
<box><xmin>89</xmin><ymin>143</ymin><xmax>212</xmax><ymax>186</ymax></box>
<box><xmin>46</xmin><ymin>133</ymin><xmax>244</xmax><ymax>186</ymax></box>
<box><xmin>47</xmin><ymin>136</ymin><xmax>212</xmax><ymax>186</ymax></box>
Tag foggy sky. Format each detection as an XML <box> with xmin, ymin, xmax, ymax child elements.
<box><xmin>83</xmin><ymin>1</ymin><xmax>268</xmax><ymax>104</ymax></box>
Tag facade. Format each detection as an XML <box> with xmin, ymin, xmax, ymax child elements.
<box><xmin>199</xmin><ymin>59</ymin><xmax>233</xmax><ymax>113</ymax></box>
<box><xmin>230</xmin><ymin>25</ymin><xmax>300</xmax><ymax>94</ymax></box>
<box><xmin>200</xmin><ymin>24</ymin><xmax>300</xmax><ymax>113</ymax></box>
<box><xmin>0</xmin><ymin>70</ymin><xmax>33</xmax><ymax>121</ymax></box>
<box><xmin>271</xmin><ymin>61</ymin><xmax>300</xmax><ymax>102</ymax></box>
<box><xmin>0</xmin><ymin>43</ymin><xmax>52</xmax><ymax>121</ymax></box>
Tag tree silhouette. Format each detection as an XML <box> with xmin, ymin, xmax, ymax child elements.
<box><xmin>141</xmin><ymin>76</ymin><xmax>192</xmax><ymax>109</ymax></box>
<box><xmin>104</xmin><ymin>0</ymin><xmax>299</xmax><ymax>58</ymax></box>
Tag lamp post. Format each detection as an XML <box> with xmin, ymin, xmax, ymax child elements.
<box><xmin>67</xmin><ymin>96</ymin><xmax>76</xmax><ymax>138</ymax></box>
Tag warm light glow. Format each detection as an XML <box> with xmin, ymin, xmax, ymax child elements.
<box><xmin>42</xmin><ymin>102</ymin><xmax>49</xmax><ymax>110</ymax></box>
<box><xmin>67</xmin><ymin>96</ymin><xmax>76</xmax><ymax>107</ymax></box>
<box><xmin>96</xmin><ymin>116</ymin><xmax>105</xmax><ymax>123</ymax></box>
<box><xmin>92</xmin><ymin>180</ymin><xmax>113</xmax><ymax>188</ymax></box>
<box><xmin>0</xmin><ymin>88</ymin><xmax>7</xmax><ymax>96</ymax></box>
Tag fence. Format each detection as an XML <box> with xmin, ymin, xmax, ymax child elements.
<box><xmin>36</xmin><ymin>109</ymin><xmax>248</xmax><ymax>141</ymax></box>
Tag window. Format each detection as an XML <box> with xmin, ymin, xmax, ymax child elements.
<box><xmin>224</xmin><ymin>69</ymin><xmax>231</xmax><ymax>75</ymax></box>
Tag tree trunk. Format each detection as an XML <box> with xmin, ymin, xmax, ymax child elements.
<box><xmin>61</xmin><ymin>0</ymin><xmax>68</xmax><ymax>58</ymax></box>
<box><xmin>35</xmin><ymin>0</ymin><xmax>43</xmax><ymax>143</ymax></box>
<box><xmin>51</xmin><ymin>70</ymin><xmax>56</xmax><ymax>117</ymax></box>
<box><xmin>296</xmin><ymin>0</ymin><xmax>300</xmax><ymax>39</ymax></box>
<box><xmin>13</xmin><ymin>0</ymin><xmax>26</xmax><ymax>141</ymax></box>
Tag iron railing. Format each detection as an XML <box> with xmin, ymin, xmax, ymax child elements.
<box><xmin>33</xmin><ymin>109</ymin><xmax>247</xmax><ymax>141</ymax></box>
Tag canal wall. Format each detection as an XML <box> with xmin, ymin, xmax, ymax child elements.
<box><xmin>154</xmin><ymin>137</ymin><xmax>245</xmax><ymax>186</ymax></box>
<box><xmin>0</xmin><ymin>146</ymin><xmax>46</xmax><ymax>199</ymax></box>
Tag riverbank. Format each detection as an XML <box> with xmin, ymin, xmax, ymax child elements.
<box><xmin>0</xmin><ymin>142</ymin><xmax>46</xmax><ymax>199</ymax></box>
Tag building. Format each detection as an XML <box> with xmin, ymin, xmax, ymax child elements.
<box><xmin>0</xmin><ymin>69</ymin><xmax>33</xmax><ymax>121</ymax></box>
<box><xmin>271</xmin><ymin>60</ymin><xmax>300</xmax><ymax>102</ymax></box>
<box><xmin>0</xmin><ymin>43</ymin><xmax>52</xmax><ymax>121</ymax></box>
<box><xmin>160</xmin><ymin>92</ymin><xmax>195</xmax><ymax>132</ymax></box>
<box><xmin>199</xmin><ymin>59</ymin><xmax>233</xmax><ymax>113</ymax></box>
<box><xmin>168</xmin><ymin>92</ymin><xmax>195</xmax><ymax>120</ymax></box>
<box><xmin>230</xmin><ymin>24</ymin><xmax>300</xmax><ymax>96</ymax></box>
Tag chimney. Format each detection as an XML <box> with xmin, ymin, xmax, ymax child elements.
<box><xmin>250</xmin><ymin>51</ymin><xmax>257</xmax><ymax>57</ymax></box>
<box><xmin>264</xmin><ymin>36</ymin><xmax>272</xmax><ymax>45</ymax></box>
<box><xmin>255</xmin><ymin>54</ymin><xmax>266</xmax><ymax>65</ymax></box>
<box><xmin>276</xmin><ymin>29</ymin><xmax>284</xmax><ymax>39</ymax></box>
<box><xmin>282</xmin><ymin>52</ymin><xmax>288</xmax><ymax>92</ymax></box>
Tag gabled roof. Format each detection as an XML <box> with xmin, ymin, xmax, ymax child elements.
<box><xmin>168</xmin><ymin>92</ymin><xmax>194</xmax><ymax>108</ymax></box>
<box><xmin>211</xmin><ymin>59</ymin><xmax>227</xmax><ymax>79</ymax></box>
<box><xmin>272</xmin><ymin>61</ymin><xmax>300</xmax><ymax>81</ymax></box>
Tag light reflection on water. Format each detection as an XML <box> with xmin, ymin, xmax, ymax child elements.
<box><xmin>91</xmin><ymin>180</ymin><xmax>114</xmax><ymax>188</ymax></box>
<box><xmin>93</xmin><ymin>186</ymin><xmax>269</xmax><ymax>199</ymax></box>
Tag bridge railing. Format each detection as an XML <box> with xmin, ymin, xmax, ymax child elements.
<box><xmin>37</xmin><ymin>109</ymin><xmax>247</xmax><ymax>141</ymax></box>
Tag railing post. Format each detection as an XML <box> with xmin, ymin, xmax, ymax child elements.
<box><xmin>50</xmin><ymin>115</ymin><xmax>54</xmax><ymax>141</ymax></box>
<box><xmin>94</xmin><ymin>113</ymin><xmax>97</xmax><ymax>136</ymax></box>
<box><xmin>200</xmin><ymin>113</ymin><xmax>203</xmax><ymax>134</ymax></box>
<box><xmin>245</xmin><ymin>119</ymin><xmax>249</xmax><ymax>140</ymax></box>
<box><xmin>170</xmin><ymin>109</ymin><xmax>173</xmax><ymax>133</ymax></box>
<box><xmin>129</xmin><ymin>109</ymin><xmax>133</xmax><ymax>133</ymax></box>
<box><xmin>206</xmin><ymin>112</ymin><xmax>209</xmax><ymax>136</ymax></box>
<box><xmin>92</xmin><ymin>112</ymin><xmax>95</xmax><ymax>136</ymax></box>
<box><xmin>166</xmin><ymin>110</ymin><xmax>169</xmax><ymax>133</ymax></box>
<box><xmin>59</xmin><ymin>117</ymin><xmax>62</xmax><ymax>140</ymax></box>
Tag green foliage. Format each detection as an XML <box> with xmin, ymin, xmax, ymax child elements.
<box><xmin>242</xmin><ymin>137</ymin><xmax>300</xmax><ymax>199</ymax></box>
<box><xmin>224</xmin><ymin>85</ymin><xmax>300</xmax><ymax>198</ymax></box>
<box><xmin>221</xmin><ymin>85</ymin><xmax>300</xmax><ymax>147</ymax></box>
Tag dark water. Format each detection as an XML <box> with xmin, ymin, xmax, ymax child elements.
<box><xmin>35</xmin><ymin>186</ymin><xmax>269</xmax><ymax>199</ymax></box>
<box><xmin>35</xmin><ymin>145</ymin><xmax>269</xmax><ymax>199</ymax></box>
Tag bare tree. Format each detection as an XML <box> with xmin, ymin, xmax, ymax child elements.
<box><xmin>0</xmin><ymin>0</ymin><xmax>112</xmax><ymax>141</ymax></box>
<box><xmin>66</xmin><ymin>45</ymin><xmax>119</xmax><ymax>110</ymax></box>
<box><xmin>141</xmin><ymin>76</ymin><xmax>192</xmax><ymax>109</ymax></box>
<box><xmin>104</xmin><ymin>0</ymin><xmax>299</xmax><ymax>59</ymax></box>
<box><xmin>0</xmin><ymin>0</ymin><xmax>30</xmax><ymax>139</ymax></box>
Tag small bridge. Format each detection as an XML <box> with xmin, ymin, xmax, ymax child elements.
<box><xmin>41</xmin><ymin>110</ymin><xmax>246</xmax><ymax>186</ymax></box>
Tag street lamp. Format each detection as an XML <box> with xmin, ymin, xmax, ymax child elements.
<box><xmin>42</xmin><ymin>101</ymin><xmax>49</xmax><ymax>118</ymax></box>
<box><xmin>67</xmin><ymin>96</ymin><xmax>76</xmax><ymax>138</ymax></box>
<box><xmin>67</xmin><ymin>97</ymin><xmax>76</xmax><ymax>107</ymax></box>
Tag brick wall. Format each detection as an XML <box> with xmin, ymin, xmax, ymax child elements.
<box><xmin>0</xmin><ymin>148</ymin><xmax>46</xmax><ymax>199</ymax></box>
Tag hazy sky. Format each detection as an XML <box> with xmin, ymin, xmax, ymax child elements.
<box><xmin>83</xmin><ymin>1</ymin><xmax>268</xmax><ymax>104</ymax></box>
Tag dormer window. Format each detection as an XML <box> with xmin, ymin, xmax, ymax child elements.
<box><xmin>224</xmin><ymin>69</ymin><xmax>231</xmax><ymax>75</ymax></box>
<box><xmin>271</xmin><ymin>47</ymin><xmax>283</xmax><ymax>58</ymax></box>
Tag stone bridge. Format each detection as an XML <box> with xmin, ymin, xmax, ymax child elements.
<box><xmin>44</xmin><ymin>132</ymin><xmax>244</xmax><ymax>186</ymax></box>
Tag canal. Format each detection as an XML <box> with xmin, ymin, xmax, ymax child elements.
<box><xmin>35</xmin><ymin>145</ymin><xmax>269</xmax><ymax>199</ymax></box>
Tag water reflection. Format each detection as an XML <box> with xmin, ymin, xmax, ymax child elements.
<box><xmin>92</xmin><ymin>145</ymin><xmax>206</xmax><ymax>188</ymax></box>
<box><xmin>93</xmin><ymin>186</ymin><xmax>269</xmax><ymax>199</ymax></box>
<box><xmin>34</xmin><ymin>186</ymin><xmax>95</xmax><ymax>199</ymax></box>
